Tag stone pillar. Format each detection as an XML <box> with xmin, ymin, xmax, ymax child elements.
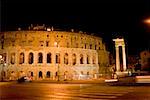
<box><xmin>43</xmin><ymin>51</ymin><xmax>46</xmax><ymax>64</ymax></box>
<box><xmin>84</xmin><ymin>54</ymin><xmax>87</xmax><ymax>64</ymax></box>
<box><xmin>52</xmin><ymin>52</ymin><xmax>56</xmax><ymax>65</ymax></box>
<box><xmin>34</xmin><ymin>51</ymin><xmax>38</xmax><ymax>65</ymax></box>
<box><xmin>77</xmin><ymin>54</ymin><xmax>80</xmax><ymax>65</ymax></box>
<box><xmin>122</xmin><ymin>45</ymin><xmax>127</xmax><ymax>71</ymax></box>
<box><xmin>25</xmin><ymin>51</ymin><xmax>28</xmax><ymax>64</ymax></box>
<box><xmin>115</xmin><ymin>46</ymin><xmax>120</xmax><ymax>71</ymax></box>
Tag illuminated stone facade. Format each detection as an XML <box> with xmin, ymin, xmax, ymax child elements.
<box><xmin>0</xmin><ymin>28</ymin><xmax>109</xmax><ymax>80</ymax></box>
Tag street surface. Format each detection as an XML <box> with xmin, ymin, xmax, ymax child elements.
<box><xmin>0</xmin><ymin>82</ymin><xmax>150</xmax><ymax>100</ymax></box>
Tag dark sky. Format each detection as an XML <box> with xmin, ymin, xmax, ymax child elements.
<box><xmin>1</xmin><ymin>1</ymin><xmax>150</xmax><ymax>56</ymax></box>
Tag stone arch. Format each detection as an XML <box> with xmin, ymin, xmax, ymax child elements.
<box><xmin>29</xmin><ymin>52</ymin><xmax>34</xmax><ymax>64</ymax></box>
<box><xmin>38</xmin><ymin>52</ymin><xmax>43</xmax><ymax>63</ymax></box>
<box><xmin>28</xmin><ymin>71</ymin><xmax>33</xmax><ymax>77</ymax></box>
<box><xmin>39</xmin><ymin>71</ymin><xmax>43</xmax><ymax>78</ymax></box>
<box><xmin>10</xmin><ymin>53</ymin><xmax>15</xmax><ymax>64</ymax></box>
<box><xmin>47</xmin><ymin>53</ymin><xmax>52</xmax><ymax>63</ymax></box>
<box><xmin>87</xmin><ymin>55</ymin><xmax>90</xmax><ymax>64</ymax></box>
<box><xmin>56</xmin><ymin>53</ymin><xmax>60</xmax><ymax>64</ymax></box>
<box><xmin>19</xmin><ymin>52</ymin><xmax>25</xmax><ymax>64</ymax></box>
<box><xmin>64</xmin><ymin>53</ymin><xmax>68</xmax><ymax>65</ymax></box>
<box><xmin>80</xmin><ymin>54</ymin><xmax>84</xmax><ymax>64</ymax></box>
<box><xmin>46</xmin><ymin>71</ymin><xmax>51</xmax><ymax>78</ymax></box>
<box><xmin>72</xmin><ymin>54</ymin><xmax>76</xmax><ymax>65</ymax></box>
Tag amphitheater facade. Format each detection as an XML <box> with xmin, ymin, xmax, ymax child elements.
<box><xmin>0</xmin><ymin>25</ymin><xmax>109</xmax><ymax>81</ymax></box>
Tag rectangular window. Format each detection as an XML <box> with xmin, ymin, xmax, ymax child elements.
<box><xmin>90</xmin><ymin>44</ymin><xmax>92</xmax><ymax>49</ymax></box>
<box><xmin>46</xmin><ymin>41</ymin><xmax>49</xmax><ymax>47</ymax></box>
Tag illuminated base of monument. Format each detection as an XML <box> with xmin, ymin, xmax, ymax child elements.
<box><xmin>116</xmin><ymin>71</ymin><xmax>129</xmax><ymax>77</ymax></box>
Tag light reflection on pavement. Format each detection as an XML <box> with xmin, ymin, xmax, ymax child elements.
<box><xmin>0</xmin><ymin>82</ymin><xmax>150</xmax><ymax>100</ymax></box>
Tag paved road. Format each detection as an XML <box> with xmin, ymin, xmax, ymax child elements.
<box><xmin>0</xmin><ymin>82</ymin><xmax>150</xmax><ymax>100</ymax></box>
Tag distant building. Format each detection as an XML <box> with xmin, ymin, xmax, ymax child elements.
<box><xmin>128</xmin><ymin>55</ymin><xmax>138</xmax><ymax>66</ymax></box>
<box><xmin>140</xmin><ymin>50</ymin><xmax>150</xmax><ymax>71</ymax></box>
<box><xmin>0</xmin><ymin>24</ymin><xmax>109</xmax><ymax>81</ymax></box>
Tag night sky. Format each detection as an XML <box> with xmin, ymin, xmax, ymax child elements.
<box><xmin>1</xmin><ymin>1</ymin><xmax>150</xmax><ymax>56</ymax></box>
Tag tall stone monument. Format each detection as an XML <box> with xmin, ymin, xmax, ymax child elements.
<box><xmin>113</xmin><ymin>38</ymin><xmax>127</xmax><ymax>76</ymax></box>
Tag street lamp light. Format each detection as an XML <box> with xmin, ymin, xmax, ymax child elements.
<box><xmin>144</xmin><ymin>18</ymin><xmax>150</xmax><ymax>24</ymax></box>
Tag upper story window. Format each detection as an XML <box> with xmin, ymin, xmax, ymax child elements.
<box><xmin>87</xmin><ymin>55</ymin><xmax>90</xmax><ymax>64</ymax></box>
<box><xmin>47</xmin><ymin>53</ymin><xmax>52</xmax><ymax>63</ymax></box>
<box><xmin>10</xmin><ymin>53</ymin><xmax>15</xmax><ymax>64</ymax></box>
<box><xmin>93</xmin><ymin>55</ymin><xmax>96</xmax><ymax>64</ymax></box>
<box><xmin>85</xmin><ymin>44</ymin><xmax>86</xmax><ymax>49</ymax></box>
<box><xmin>80</xmin><ymin>54</ymin><xmax>84</xmax><ymax>64</ymax></box>
<box><xmin>64</xmin><ymin>53</ymin><xmax>68</xmax><ymax>65</ymax></box>
<box><xmin>29</xmin><ymin>52</ymin><xmax>34</xmax><ymax>64</ymax></box>
<box><xmin>90</xmin><ymin>44</ymin><xmax>92</xmax><ymax>49</ymax></box>
<box><xmin>38</xmin><ymin>53</ymin><xmax>43</xmax><ymax>63</ymax></box>
<box><xmin>95</xmin><ymin>45</ymin><xmax>97</xmax><ymax>50</ymax></box>
<box><xmin>19</xmin><ymin>52</ymin><xmax>25</xmax><ymax>64</ymax></box>
<box><xmin>46</xmin><ymin>41</ymin><xmax>49</xmax><ymax>47</ymax></box>
<box><xmin>99</xmin><ymin>47</ymin><xmax>101</xmax><ymax>50</ymax></box>
<box><xmin>72</xmin><ymin>54</ymin><xmax>76</xmax><ymax>65</ymax></box>
<box><xmin>56</xmin><ymin>53</ymin><xmax>60</xmax><ymax>64</ymax></box>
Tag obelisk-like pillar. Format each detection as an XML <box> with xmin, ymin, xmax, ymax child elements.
<box><xmin>122</xmin><ymin>45</ymin><xmax>127</xmax><ymax>71</ymax></box>
<box><xmin>115</xmin><ymin>46</ymin><xmax>120</xmax><ymax>71</ymax></box>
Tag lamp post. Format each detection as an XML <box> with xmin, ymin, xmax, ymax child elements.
<box><xmin>54</xmin><ymin>42</ymin><xmax>60</xmax><ymax>81</ymax></box>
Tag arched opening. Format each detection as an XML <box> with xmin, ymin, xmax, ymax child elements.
<box><xmin>29</xmin><ymin>71</ymin><xmax>33</xmax><ymax>77</ymax></box>
<box><xmin>64</xmin><ymin>53</ymin><xmax>68</xmax><ymax>65</ymax></box>
<box><xmin>47</xmin><ymin>53</ymin><xmax>52</xmax><ymax>63</ymax></box>
<box><xmin>29</xmin><ymin>52</ymin><xmax>34</xmax><ymax>64</ymax></box>
<box><xmin>39</xmin><ymin>71</ymin><xmax>43</xmax><ymax>78</ymax></box>
<box><xmin>11</xmin><ymin>53</ymin><xmax>15</xmax><ymax>64</ymax></box>
<box><xmin>46</xmin><ymin>71</ymin><xmax>51</xmax><ymax>78</ymax></box>
<box><xmin>56</xmin><ymin>53</ymin><xmax>60</xmax><ymax>64</ymax></box>
<box><xmin>87</xmin><ymin>55</ymin><xmax>90</xmax><ymax>64</ymax></box>
<box><xmin>19</xmin><ymin>52</ymin><xmax>25</xmax><ymax>64</ymax></box>
<box><xmin>38</xmin><ymin>53</ymin><xmax>43</xmax><ymax>63</ymax></box>
<box><xmin>80</xmin><ymin>54</ymin><xmax>84</xmax><ymax>64</ymax></box>
<box><xmin>72</xmin><ymin>54</ymin><xmax>76</xmax><ymax>65</ymax></box>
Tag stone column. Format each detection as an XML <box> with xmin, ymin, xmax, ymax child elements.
<box><xmin>122</xmin><ymin>45</ymin><xmax>127</xmax><ymax>71</ymax></box>
<box><xmin>115</xmin><ymin>46</ymin><xmax>120</xmax><ymax>71</ymax></box>
<box><xmin>43</xmin><ymin>51</ymin><xmax>46</xmax><ymax>65</ymax></box>
<box><xmin>34</xmin><ymin>51</ymin><xmax>38</xmax><ymax>65</ymax></box>
<box><xmin>25</xmin><ymin>51</ymin><xmax>28</xmax><ymax>64</ymax></box>
<box><xmin>84</xmin><ymin>54</ymin><xmax>87</xmax><ymax>64</ymax></box>
<box><xmin>52</xmin><ymin>52</ymin><xmax>56</xmax><ymax>65</ymax></box>
<box><xmin>77</xmin><ymin>54</ymin><xmax>80</xmax><ymax>65</ymax></box>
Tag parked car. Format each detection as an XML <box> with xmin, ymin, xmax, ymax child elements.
<box><xmin>17</xmin><ymin>76</ymin><xmax>32</xmax><ymax>83</ymax></box>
